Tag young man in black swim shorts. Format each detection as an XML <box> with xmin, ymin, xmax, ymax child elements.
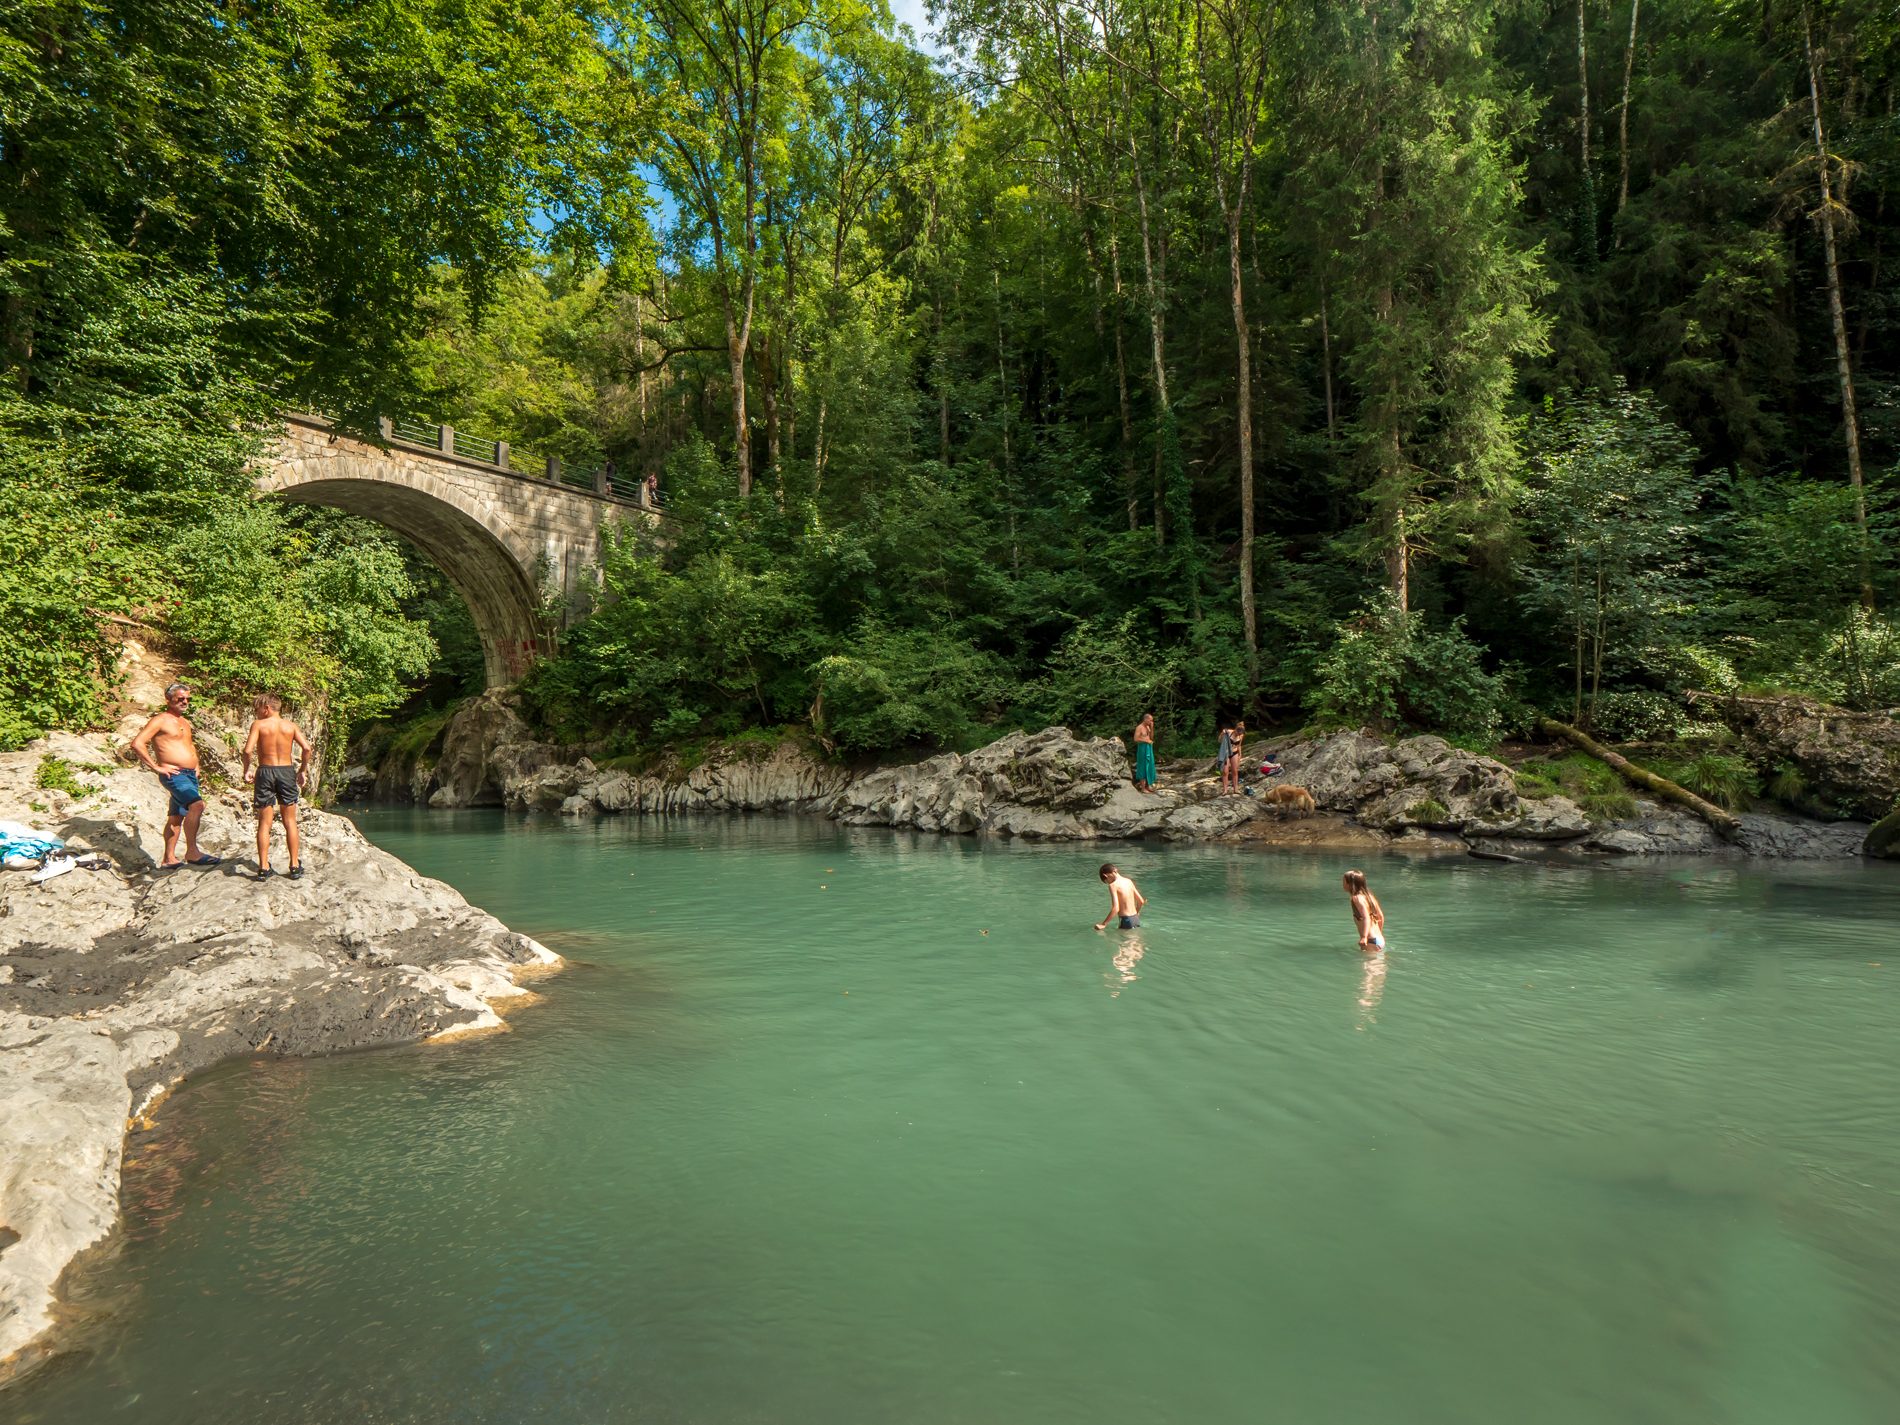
<box><xmin>1094</xmin><ymin>863</ymin><xmax>1147</xmax><ymax>931</ymax></box>
<box><xmin>242</xmin><ymin>693</ymin><xmax>314</xmax><ymax>880</ymax></box>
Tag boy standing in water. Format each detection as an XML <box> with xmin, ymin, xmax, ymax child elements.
<box><xmin>1343</xmin><ymin>869</ymin><xmax>1386</xmax><ymax>952</ymax></box>
<box><xmin>242</xmin><ymin>694</ymin><xmax>314</xmax><ymax>881</ymax></box>
<box><xmin>1095</xmin><ymin>863</ymin><xmax>1147</xmax><ymax>931</ymax></box>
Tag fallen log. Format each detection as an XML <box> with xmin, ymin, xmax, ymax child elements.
<box><xmin>1535</xmin><ymin>717</ymin><xmax>1744</xmax><ymax>843</ymax></box>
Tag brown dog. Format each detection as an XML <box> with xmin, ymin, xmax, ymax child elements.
<box><xmin>1263</xmin><ymin>783</ymin><xmax>1317</xmax><ymax>818</ymax></box>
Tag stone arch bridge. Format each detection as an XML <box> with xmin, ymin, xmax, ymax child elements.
<box><xmin>260</xmin><ymin>414</ymin><xmax>656</xmax><ymax>685</ymax></box>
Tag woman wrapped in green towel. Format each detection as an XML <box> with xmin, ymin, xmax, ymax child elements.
<box><xmin>1132</xmin><ymin>713</ymin><xmax>1158</xmax><ymax>792</ymax></box>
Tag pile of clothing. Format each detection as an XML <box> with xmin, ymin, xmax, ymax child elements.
<box><xmin>0</xmin><ymin>820</ymin><xmax>109</xmax><ymax>883</ymax></box>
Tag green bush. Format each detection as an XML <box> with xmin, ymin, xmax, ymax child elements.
<box><xmin>1655</xmin><ymin>752</ymin><xmax>1758</xmax><ymax>811</ymax></box>
<box><xmin>1580</xmin><ymin>789</ymin><xmax>1640</xmax><ymax>821</ymax></box>
<box><xmin>0</xmin><ymin>476</ymin><xmax>145</xmax><ymax>749</ymax></box>
<box><xmin>1019</xmin><ymin>616</ymin><xmax>1184</xmax><ymax>743</ymax></box>
<box><xmin>813</xmin><ymin>623</ymin><xmax>1009</xmax><ymax>753</ymax></box>
<box><xmin>1590</xmin><ymin>690</ymin><xmax>1686</xmax><ymax>742</ymax></box>
<box><xmin>35</xmin><ymin>756</ymin><xmax>101</xmax><ymax>799</ymax></box>
<box><xmin>1406</xmin><ymin>798</ymin><xmax>1451</xmax><ymax>824</ymax></box>
<box><xmin>1796</xmin><ymin>609</ymin><xmax>1900</xmax><ymax>712</ymax></box>
<box><xmin>1765</xmin><ymin>762</ymin><xmax>1808</xmax><ymax>807</ymax></box>
<box><xmin>1308</xmin><ymin>595</ymin><xmax>1505</xmax><ymax>737</ymax></box>
<box><xmin>169</xmin><ymin>504</ymin><xmax>436</xmax><ymax>737</ymax></box>
<box><xmin>1513</xmin><ymin>752</ymin><xmax>1626</xmax><ymax>804</ymax></box>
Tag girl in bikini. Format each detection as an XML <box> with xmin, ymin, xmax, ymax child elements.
<box><xmin>1343</xmin><ymin>869</ymin><xmax>1387</xmax><ymax>952</ymax></box>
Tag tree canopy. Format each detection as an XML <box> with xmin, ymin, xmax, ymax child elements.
<box><xmin>4</xmin><ymin>0</ymin><xmax>1897</xmax><ymax>758</ymax></box>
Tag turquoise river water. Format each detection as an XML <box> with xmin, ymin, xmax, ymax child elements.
<box><xmin>6</xmin><ymin>812</ymin><xmax>1900</xmax><ymax>1424</ymax></box>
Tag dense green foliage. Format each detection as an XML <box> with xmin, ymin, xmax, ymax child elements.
<box><xmin>0</xmin><ymin>0</ymin><xmax>598</xmax><ymax>746</ymax></box>
<box><xmin>6</xmin><ymin>0</ymin><xmax>1899</xmax><ymax>773</ymax></box>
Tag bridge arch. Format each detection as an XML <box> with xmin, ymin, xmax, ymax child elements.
<box><xmin>259</xmin><ymin>418</ymin><xmax>634</xmax><ymax>685</ymax></box>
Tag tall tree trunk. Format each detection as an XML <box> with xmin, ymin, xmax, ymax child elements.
<box><xmin>936</xmin><ymin>291</ymin><xmax>951</xmax><ymax>465</ymax></box>
<box><xmin>633</xmin><ymin>291</ymin><xmax>649</xmax><ymax>428</ymax></box>
<box><xmin>782</xmin><ymin>239</ymin><xmax>798</xmax><ymax>464</ymax></box>
<box><xmin>1109</xmin><ymin>233</ymin><xmax>1138</xmax><ymax>530</ymax></box>
<box><xmin>812</xmin><ymin>398</ymin><xmax>828</xmax><ymax>493</ymax></box>
<box><xmin>1319</xmin><ymin>279</ymin><xmax>1336</xmax><ymax>442</ymax></box>
<box><xmin>1572</xmin><ymin>555</ymin><xmax>1585</xmax><ymax>727</ymax></box>
<box><xmin>1616</xmin><ymin>0</ymin><xmax>1639</xmax><ymax>231</ymax></box>
<box><xmin>1227</xmin><ymin>209</ymin><xmax>1258</xmax><ymax>678</ymax></box>
<box><xmin>760</xmin><ymin>335</ymin><xmax>782</xmax><ymax>503</ymax></box>
<box><xmin>1805</xmin><ymin>6</ymin><xmax>1872</xmax><ymax>607</ymax></box>
<box><xmin>1126</xmin><ymin>120</ymin><xmax>1171</xmax><ymax>547</ymax></box>
<box><xmin>994</xmin><ymin>269</ymin><xmax>1020</xmax><ymax>573</ymax></box>
<box><xmin>1576</xmin><ymin>0</ymin><xmax>1596</xmax><ymax>263</ymax></box>
<box><xmin>724</xmin><ymin>298</ymin><xmax>752</xmax><ymax>498</ymax></box>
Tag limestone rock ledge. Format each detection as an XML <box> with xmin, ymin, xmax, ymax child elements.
<box><xmin>0</xmin><ymin>731</ymin><xmax>558</xmax><ymax>1384</ymax></box>
<box><xmin>409</xmin><ymin>695</ymin><xmax>1877</xmax><ymax>859</ymax></box>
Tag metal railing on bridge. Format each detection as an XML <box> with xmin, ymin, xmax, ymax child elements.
<box><xmin>374</xmin><ymin>414</ymin><xmax>656</xmax><ymax>507</ymax></box>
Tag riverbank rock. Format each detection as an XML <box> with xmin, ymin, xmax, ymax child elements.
<box><xmin>0</xmin><ymin>730</ymin><xmax>558</xmax><ymax>1383</ymax></box>
<box><xmin>357</xmin><ymin>708</ymin><xmax>1881</xmax><ymax>861</ymax></box>
<box><xmin>427</xmin><ymin>689</ymin><xmax>578</xmax><ymax>809</ymax></box>
<box><xmin>1867</xmin><ymin>808</ymin><xmax>1900</xmax><ymax>860</ymax></box>
<box><xmin>1701</xmin><ymin>692</ymin><xmax>1900</xmax><ymax>822</ymax></box>
<box><xmin>1272</xmin><ymin>732</ymin><xmax>1590</xmax><ymax>840</ymax></box>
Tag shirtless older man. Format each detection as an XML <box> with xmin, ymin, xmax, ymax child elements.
<box><xmin>129</xmin><ymin>682</ymin><xmax>221</xmax><ymax>868</ymax></box>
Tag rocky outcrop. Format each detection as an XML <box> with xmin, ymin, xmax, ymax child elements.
<box><xmin>0</xmin><ymin>726</ymin><xmax>558</xmax><ymax>1383</ymax></box>
<box><xmin>368</xmin><ymin>700</ymin><xmax>1881</xmax><ymax>860</ymax></box>
<box><xmin>427</xmin><ymin>689</ymin><xmax>578</xmax><ymax>808</ymax></box>
<box><xmin>1702</xmin><ymin>692</ymin><xmax>1900</xmax><ymax>822</ymax></box>
<box><xmin>830</xmin><ymin>728</ymin><xmax>1257</xmax><ymax>841</ymax></box>
<box><xmin>1270</xmin><ymin>732</ymin><xmax>1591</xmax><ymax>840</ymax></box>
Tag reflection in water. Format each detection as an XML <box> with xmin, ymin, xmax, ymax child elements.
<box><xmin>1106</xmin><ymin>932</ymin><xmax>1147</xmax><ymax>996</ymax></box>
<box><xmin>1355</xmin><ymin>950</ymin><xmax>1387</xmax><ymax>1028</ymax></box>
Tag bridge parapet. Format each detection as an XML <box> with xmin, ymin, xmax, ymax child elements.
<box><xmin>261</xmin><ymin>415</ymin><xmax>656</xmax><ymax>686</ymax></box>
<box><xmin>368</xmin><ymin>414</ymin><xmax>654</xmax><ymax>505</ymax></box>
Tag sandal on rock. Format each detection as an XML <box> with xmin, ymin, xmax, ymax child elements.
<box><xmin>186</xmin><ymin>854</ymin><xmax>222</xmax><ymax>868</ymax></box>
<box><xmin>286</xmin><ymin>865</ymin><xmax>304</xmax><ymax>880</ymax></box>
<box><xmin>255</xmin><ymin>867</ymin><xmax>274</xmax><ymax>881</ymax></box>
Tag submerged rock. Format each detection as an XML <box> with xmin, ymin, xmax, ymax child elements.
<box><xmin>0</xmin><ymin>730</ymin><xmax>558</xmax><ymax>1382</ymax></box>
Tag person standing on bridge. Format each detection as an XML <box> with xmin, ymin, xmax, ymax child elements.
<box><xmin>643</xmin><ymin>470</ymin><xmax>659</xmax><ymax>508</ymax></box>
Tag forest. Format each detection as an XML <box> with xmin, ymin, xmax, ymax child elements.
<box><xmin>4</xmin><ymin>0</ymin><xmax>1898</xmax><ymax>775</ymax></box>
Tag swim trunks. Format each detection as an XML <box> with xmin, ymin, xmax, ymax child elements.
<box><xmin>253</xmin><ymin>765</ymin><xmax>299</xmax><ymax>808</ymax></box>
<box><xmin>1134</xmin><ymin>742</ymin><xmax>1157</xmax><ymax>783</ymax></box>
<box><xmin>1118</xmin><ymin>915</ymin><xmax>1141</xmax><ymax>930</ymax></box>
<box><xmin>160</xmin><ymin>770</ymin><xmax>203</xmax><ymax>818</ymax></box>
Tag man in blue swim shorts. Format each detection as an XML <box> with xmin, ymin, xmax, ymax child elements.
<box><xmin>129</xmin><ymin>682</ymin><xmax>221</xmax><ymax>869</ymax></box>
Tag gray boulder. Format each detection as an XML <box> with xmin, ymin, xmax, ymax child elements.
<box><xmin>1709</xmin><ymin>692</ymin><xmax>1900</xmax><ymax>822</ymax></box>
<box><xmin>428</xmin><ymin>689</ymin><xmax>576</xmax><ymax>808</ymax></box>
<box><xmin>1867</xmin><ymin>808</ymin><xmax>1900</xmax><ymax>860</ymax></box>
<box><xmin>1274</xmin><ymin>731</ymin><xmax>1587</xmax><ymax>840</ymax></box>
